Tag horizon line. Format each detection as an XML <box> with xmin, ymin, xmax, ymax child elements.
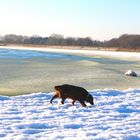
<box><xmin>1</xmin><ymin>33</ymin><xmax>140</xmax><ymax>41</ymax></box>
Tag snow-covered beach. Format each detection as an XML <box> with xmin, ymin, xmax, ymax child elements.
<box><xmin>1</xmin><ymin>0</ymin><xmax>140</xmax><ymax>139</ymax></box>
<box><xmin>0</xmin><ymin>89</ymin><xmax>140</xmax><ymax>140</ymax></box>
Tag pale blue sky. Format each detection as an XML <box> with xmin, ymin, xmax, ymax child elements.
<box><xmin>0</xmin><ymin>0</ymin><xmax>140</xmax><ymax>40</ymax></box>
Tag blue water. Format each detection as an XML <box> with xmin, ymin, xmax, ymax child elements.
<box><xmin>0</xmin><ymin>48</ymin><xmax>80</xmax><ymax>59</ymax></box>
<box><xmin>0</xmin><ymin>48</ymin><xmax>135</xmax><ymax>64</ymax></box>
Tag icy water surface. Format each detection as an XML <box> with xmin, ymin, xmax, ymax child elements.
<box><xmin>0</xmin><ymin>48</ymin><xmax>140</xmax><ymax>95</ymax></box>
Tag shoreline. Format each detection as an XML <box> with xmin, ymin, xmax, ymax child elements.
<box><xmin>0</xmin><ymin>44</ymin><xmax>140</xmax><ymax>60</ymax></box>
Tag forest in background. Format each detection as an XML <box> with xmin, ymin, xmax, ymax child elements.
<box><xmin>0</xmin><ymin>34</ymin><xmax>140</xmax><ymax>51</ymax></box>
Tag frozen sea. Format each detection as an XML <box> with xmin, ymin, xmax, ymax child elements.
<box><xmin>0</xmin><ymin>47</ymin><xmax>140</xmax><ymax>95</ymax></box>
<box><xmin>0</xmin><ymin>89</ymin><xmax>140</xmax><ymax>140</ymax></box>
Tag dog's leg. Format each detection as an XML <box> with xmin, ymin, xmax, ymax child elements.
<box><xmin>61</xmin><ymin>97</ymin><xmax>66</xmax><ymax>104</ymax></box>
<box><xmin>50</xmin><ymin>94</ymin><xmax>59</xmax><ymax>104</ymax></box>
<box><xmin>79</xmin><ymin>100</ymin><xmax>87</xmax><ymax>107</ymax></box>
<box><xmin>72</xmin><ymin>100</ymin><xmax>75</xmax><ymax>105</ymax></box>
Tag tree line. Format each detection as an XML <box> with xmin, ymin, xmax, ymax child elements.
<box><xmin>0</xmin><ymin>34</ymin><xmax>102</xmax><ymax>47</ymax></box>
<box><xmin>104</xmin><ymin>34</ymin><xmax>140</xmax><ymax>50</ymax></box>
<box><xmin>0</xmin><ymin>34</ymin><xmax>140</xmax><ymax>50</ymax></box>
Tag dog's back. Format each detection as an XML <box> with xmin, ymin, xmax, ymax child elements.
<box><xmin>51</xmin><ymin>84</ymin><xmax>94</xmax><ymax>106</ymax></box>
<box><xmin>58</xmin><ymin>84</ymin><xmax>89</xmax><ymax>99</ymax></box>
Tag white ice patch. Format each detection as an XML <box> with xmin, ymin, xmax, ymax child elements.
<box><xmin>0</xmin><ymin>89</ymin><xmax>140</xmax><ymax>140</ymax></box>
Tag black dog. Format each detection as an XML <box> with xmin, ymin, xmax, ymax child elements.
<box><xmin>50</xmin><ymin>84</ymin><xmax>94</xmax><ymax>107</ymax></box>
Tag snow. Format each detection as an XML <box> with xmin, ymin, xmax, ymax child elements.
<box><xmin>125</xmin><ymin>70</ymin><xmax>138</xmax><ymax>77</ymax></box>
<box><xmin>0</xmin><ymin>89</ymin><xmax>140</xmax><ymax>140</ymax></box>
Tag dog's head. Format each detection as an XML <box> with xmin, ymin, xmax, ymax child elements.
<box><xmin>86</xmin><ymin>94</ymin><xmax>94</xmax><ymax>105</ymax></box>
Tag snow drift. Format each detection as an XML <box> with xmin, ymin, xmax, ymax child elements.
<box><xmin>0</xmin><ymin>89</ymin><xmax>140</xmax><ymax>140</ymax></box>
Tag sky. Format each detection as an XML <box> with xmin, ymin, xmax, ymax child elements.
<box><xmin>0</xmin><ymin>0</ymin><xmax>140</xmax><ymax>40</ymax></box>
